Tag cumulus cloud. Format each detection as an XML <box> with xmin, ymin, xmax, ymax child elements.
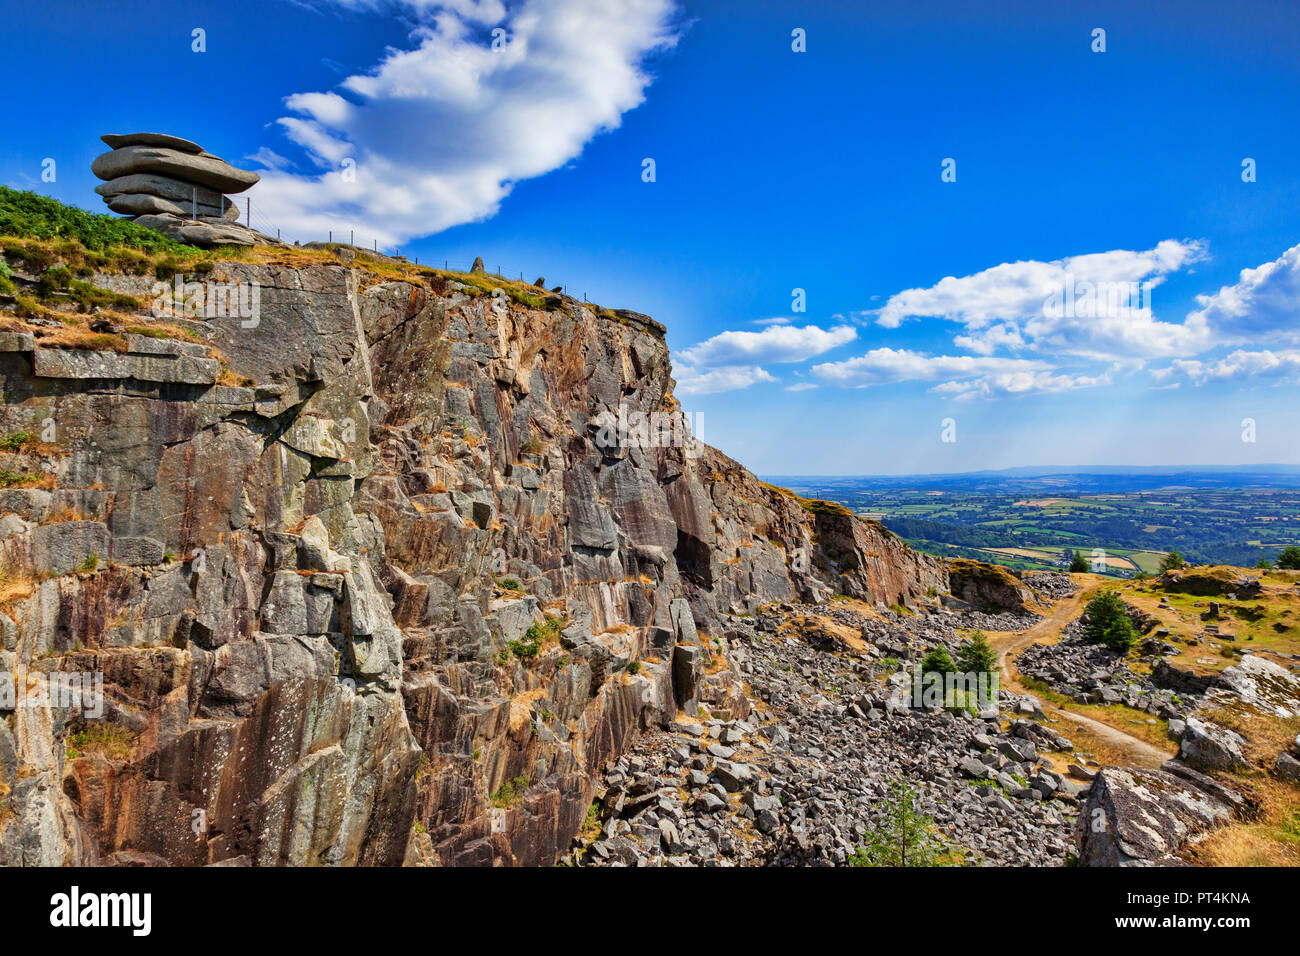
<box><xmin>810</xmin><ymin>348</ymin><xmax>1047</xmax><ymax>388</ymax></box>
<box><xmin>249</xmin><ymin>0</ymin><xmax>681</xmax><ymax>245</ymax></box>
<box><xmin>1151</xmin><ymin>349</ymin><xmax>1300</xmax><ymax>385</ymax></box>
<box><xmin>673</xmin><ymin>364</ymin><xmax>777</xmax><ymax>395</ymax></box>
<box><xmin>677</xmin><ymin>324</ymin><xmax>857</xmax><ymax>367</ymax></box>
<box><xmin>1186</xmin><ymin>243</ymin><xmax>1300</xmax><ymax>346</ymax></box>
<box><xmin>934</xmin><ymin>368</ymin><xmax>1114</xmax><ymax>401</ymax></box>
<box><xmin>871</xmin><ymin>240</ymin><xmax>1211</xmax><ymax>360</ymax></box>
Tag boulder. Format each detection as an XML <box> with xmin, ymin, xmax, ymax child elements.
<box><xmin>92</xmin><ymin>145</ymin><xmax>260</xmax><ymax>193</ymax></box>
<box><xmin>1079</xmin><ymin>766</ymin><xmax>1233</xmax><ymax>866</ymax></box>
<box><xmin>1159</xmin><ymin>759</ymin><xmax>1247</xmax><ymax>813</ymax></box>
<box><xmin>96</xmin><ymin>173</ymin><xmax>235</xmax><ymax>215</ymax></box>
<box><xmin>105</xmin><ymin>193</ymin><xmax>187</xmax><ymax>217</ymax></box>
<box><xmin>1215</xmin><ymin>654</ymin><xmax>1300</xmax><ymax>717</ymax></box>
<box><xmin>1275</xmin><ymin>752</ymin><xmax>1300</xmax><ymax>784</ymax></box>
<box><xmin>130</xmin><ymin>214</ymin><xmax>270</xmax><ymax>248</ymax></box>
<box><xmin>672</xmin><ymin>643</ymin><xmax>702</xmax><ymax>710</ymax></box>
<box><xmin>101</xmin><ymin>132</ymin><xmax>205</xmax><ymax>153</ymax></box>
<box><xmin>1178</xmin><ymin>717</ymin><xmax>1249</xmax><ymax>772</ymax></box>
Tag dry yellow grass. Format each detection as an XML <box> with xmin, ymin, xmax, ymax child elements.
<box><xmin>0</xmin><ymin>563</ymin><xmax>35</xmax><ymax>610</ymax></box>
<box><xmin>1185</xmin><ymin>776</ymin><xmax>1300</xmax><ymax>867</ymax></box>
<box><xmin>508</xmin><ymin>688</ymin><xmax>548</xmax><ymax>735</ymax></box>
<box><xmin>40</xmin><ymin>504</ymin><xmax>84</xmax><ymax>525</ymax></box>
<box><xmin>32</xmin><ymin>327</ymin><xmax>129</xmax><ymax>352</ymax></box>
<box><xmin>1200</xmin><ymin>705</ymin><xmax>1300</xmax><ymax>765</ymax></box>
<box><xmin>1174</xmin><ymin>705</ymin><xmax>1300</xmax><ymax>866</ymax></box>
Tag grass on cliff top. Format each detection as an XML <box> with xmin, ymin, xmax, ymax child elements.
<box><xmin>947</xmin><ymin>558</ymin><xmax>1024</xmax><ymax>585</ymax></box>
<box><xmin>0</xmin><ymin>190</ymin><xmax>642</xmax><ymax>331</ymax></box>
<box><xmin>0</xmin><ymin>186</ymin><xmax>199</xmax><ymax>255</ymax></box>
<box><xmin>759</xmin><ymin>481</ymin><xmax>851</xmax><ymax>517</ymax></box>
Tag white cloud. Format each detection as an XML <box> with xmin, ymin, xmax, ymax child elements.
<box><xmin>871</xmin><ymin>240</ymin><xmax>1211</xmax><ymax>360</ymax></box>
<box><xmin>674</xmin><ymin>364</ymin><xmax>777</xmax><ymax>395</ymax></box>
<box><xmin>677</xmin><ymin>324</ymin><xmax>857</xmax><ymax>367</ymax></box>
<box><xmin>811</xmin><ymin>348</ymin><xmax>1047</xmax><ymax>387</ymax></box>
<box><xmin>953</xmin><ymin>322</ymin><xmax>1024</xmax><ymax>355</ymax></box>
<box><xmin>934</xmin><ymin>368</ymin><xmax>1114</xmax><ymax>401</ymax></box>
<box><xmin>249</xmin><ymin>0</ymin><xmax>681</xmax><ymax>245</ymax></box>
<box><xmin>245</xmin><ymin>147</ymin><xmax>292</xmax><ymax>171</ymax></box>
<box><xmin>1151</xmin><ymin>349</ymin><xmax>1300</xmax><ymax>385</ymax></box>
<box><xmin>1186</xmin><ymin>243</ymin><xmax>1300</xmax><ymax>346</ymax></box>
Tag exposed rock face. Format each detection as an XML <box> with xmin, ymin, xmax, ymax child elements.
<box><xmin>1212</xmin><ymin>654</ymin><xmax>1300</xmax><ymax>718</ymax></box>
<box><xmin>91</xmin><ymin>133</ymin><xmax>274</xmax><ymax>247</ymax></box>
<box><xmin>1079</xmin><ymin>766</ymin><xmax>1233</xmax><ymax>866</ymax></box>
<box><xmin>945</xmin><ymin>559</ymin><xmax>1038</xmax><ymax>613</ymax></box>
<box><xmin>0</xmin><ymin>258</ymin><xmax>951</xmax><ymax>866</ymax></box>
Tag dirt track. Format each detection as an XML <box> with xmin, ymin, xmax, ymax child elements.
<box><xmin>985</xmin><ymin>577</ymin><xmax>1171</xmax><ymax>769</ymax></box>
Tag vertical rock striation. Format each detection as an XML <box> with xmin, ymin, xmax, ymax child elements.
<box><xmin>0</xmin><ymin>256</ymin><xmax>949</xmax><ymax>865</ymax></box>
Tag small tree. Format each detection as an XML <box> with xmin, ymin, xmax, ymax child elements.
<box><xmin>956</xmin><ymin>631</ymin><xmax>997</xmax><ymax>675</ymax></box>
<box><xmin>1256</xmin><ymin>557</ymin><xmax>1274</xmax><ymax>569</ymax></box>
<box><xmin>919</xmin><ymin>647</ymin><xmax>956</xmax><ymax>676</ymax></box>
<box><xmin>1277</xmin><ymin>546</ymin><xmax>1300</xmax><ymax>570</ymax></box>
<box><xmin>1082</xmin><ymin>590</ymin><xmax>1136</xmax><ymax>653</ymax></box>
<box><xmin>849</xmin><ymin>780</ymin><xmax>955</xmax><ymax>867</ymax></box>
<box><xmin>1069</xmin><ymin>551</ymin><xmax>1089</xmax><ymax>573</ymax></box>
<box><xmin>1159</xmin><ymin>550</ymin><xmax>1186</xmax><ymax>572</ymax></box>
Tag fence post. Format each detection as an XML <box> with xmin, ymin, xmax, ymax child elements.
<box><xmin>246</xmin><ymin>198</ymin><xmax>250</xmax><ymax>225</ymax></box>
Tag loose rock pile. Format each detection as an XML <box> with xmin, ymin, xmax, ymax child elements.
<box><xmin>574</xmin><ymin>604</ymin><xmax>1086</xmax><ymax>866</ymax></box>
<box><xmin>1017</xmin><ymin>619</ymin><xmax>1194</xmax><ymax>717</ymax></box>
<box><xmin>1021</xmin><ymin>571</ymin><xmax>1078</xmax><ymax>601</ymax></box>
<box><xmin>92</xmin><ymin>132</ymin><xmax>276</xmax><ymax>247</ymax></box>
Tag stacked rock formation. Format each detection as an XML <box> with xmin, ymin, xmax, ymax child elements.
<box><xmin>92</xmin><ymin>132</ymin><xmax>276</xmax><ymax>247</ymax></box>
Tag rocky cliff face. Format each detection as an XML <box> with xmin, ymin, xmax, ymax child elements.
<box><xmin>0</xmin><ymin>251</ymin><xmax>946</xmax><ymax>866</ymax></box>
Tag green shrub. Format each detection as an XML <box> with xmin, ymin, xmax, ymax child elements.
<box><xmin>0</xmin><ymin>186</ymin><xmax>197</xmax><ymax>254</ymax></box>
<box><xmin>524</xmin><ymin>614</ymin><xmax>564</xmax><ymax>645</ymax></box>
<box><xmin>0</xmin><ymin>431</ymin><xmax>35</xmax><ymax>451</ymax></box>
<box><xmin>1082</xmin><ymin>590</ymin><xmax>1136</xmax><ymax>652</ymax></box>
<box><xmin>489</xmin><ymin>774</ymin><xmax>532</xmax><ymax>808</ymax></box>
<box><xmin>506</xmin><ymin>637</ymin><xmax>540</xmax><ymax>660</ymax></box>
<box><xmin>1069</xmin><ymin>551</ymin><xmax>1089</xmax><ymax>573</ymax></box>
<box><xmin>919</xmin><ymin>647</ymin><xmax>956</xmax><ymax>676</ymax></box>
<box><xmin>1277</xmin><ymin>546</ymin><xmax>1300</xmax><ymax>570</ymax></box>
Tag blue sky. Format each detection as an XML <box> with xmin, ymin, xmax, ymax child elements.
<box><xmin>4</xmin><ymin>0</ymin><xmax>1300</xmax><ymax>474</ymax></box>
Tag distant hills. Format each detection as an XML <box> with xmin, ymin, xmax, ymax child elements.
<box><xmin>764</xmin><ymin>465</ymin><xmax>1300</xmax><ymax>494</ymax></box>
